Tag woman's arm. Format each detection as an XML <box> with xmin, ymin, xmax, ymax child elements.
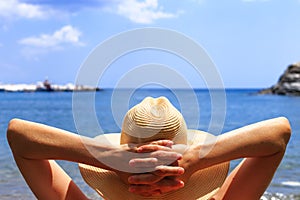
<box><xmin>212</xmin><ymin>117</ymin><xmax>291</xmax><ymax>200</ymax></box>
<box><xmin>7</xmin><ymin>119</ymin><xmax>93</xmax><ymax>200</ymax></box>
<box><xmin>181</xmin><ymin>117</ymin><xmax>291</xmax><ymax>177</ymax></box>
<box><xmin>129</xmin><ymin>117</ymin><xmax>291</xmax><ymax>199</ymax></box>
<box><xmin>7</xmin><ymin>118</ymin><xmax>183</xmax><ymax>199</ymax></box>
<box><xmin>7</xmin><ymin>118</ymin><xmax>129</xmax><ymax>170</ymax></box>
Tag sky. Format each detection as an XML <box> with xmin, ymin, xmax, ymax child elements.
<box><xmin>0</xmin><ymin>0</ymin><xmax>300</xmax><ymax>88</ymax></box>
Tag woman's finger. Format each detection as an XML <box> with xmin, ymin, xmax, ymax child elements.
<box><xmin>153</xmin><ymin>165</ymin><xmax>184</xmax><ymax>177</ymax></box>
<box><xmin>150</xmin><ymin>150</ymin><xmax>182</xmax><ymax>162</ymax></box>
<box><xmin>129</xmin><ymin>150</ymin><xmax>181</xmax><ymax>167</ymax></box>
<box><xmin>129</xmin><ymin>157</ymin><xmax>158</xmax><ymax>168</ymax></box>
<box><xmin>155</xmin><ymin>178</ymin><xmax>185</xmax><ymax>194</ymax></box>
<box><xmin>137</xmin><ymin>144</ymin><xmax>171</xmax><ymax>153</ymax></box>
<box><xmin>128</xmin><ymin>166</ymin><xmax>184</xmax><ymax>184</ymax></box>
<box><xmin>129</xmin><ymin>178</ymin><xmax>184</xmax><ymax>196</ymax></box>
<box><xmin>150</xmin><ymin>140</ymin><xmax>173</xmax><ymax>147</ymax></box>
<box><xmin>128</xmin><ymin>173</ymin><xmax>163</xmax><ymax>184</ymax></box>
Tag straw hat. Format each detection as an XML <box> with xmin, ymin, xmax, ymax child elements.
<box><xmin>79</xmin><ymin>97</ymin><xmax>229</xmax><ymax>200</ymax></box>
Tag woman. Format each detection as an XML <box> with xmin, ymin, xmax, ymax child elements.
<box><xmin>7</xmin><ymin>97</ymin><xmax>291</xmax><ymax>200</ymax></box>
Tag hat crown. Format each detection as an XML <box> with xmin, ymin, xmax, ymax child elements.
<box><xmin>120</xmin><ymin>96</ymin><xmax>187</xmax><ymax>144</ymax></box>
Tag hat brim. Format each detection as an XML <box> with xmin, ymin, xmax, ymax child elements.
<box><xmin>79</xmin><ymin>130</ymin><xmax>229</xmax><ymax>200</ymax></box>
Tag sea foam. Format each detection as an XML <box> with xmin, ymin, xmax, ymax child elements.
<box><xmin>282</xmin><ymin>181</ymin><xmax>300</xmax><ymax>187</ymax></box>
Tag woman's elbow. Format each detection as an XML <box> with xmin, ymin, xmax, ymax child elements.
<box><xmin>6</xmin><ymin>118</ymin><xmax>23</xmax><ymax>152</ymax></box>
<box><xmin>275</xmin><ymin>117</ymin><xmax>292</xmax><ymax>150</ymax></box>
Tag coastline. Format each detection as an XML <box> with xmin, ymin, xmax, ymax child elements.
<box><xmin>0</xmin><ymin>80</ymin><xmax>100</xmax><ymax>92</ymax></box>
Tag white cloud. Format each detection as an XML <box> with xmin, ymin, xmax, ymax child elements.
<box><xmin>19</xmin><ymin>25</ymin><xmax>84</xmax><ymax>48</ymax></box>
<box><xmin>0</xmin><ymin>0</ymin><xmax>178</xmax><ymax>24</ymax></box>
<box><xmin>116</xmin><ymin>0</ymin><xmax>178</xmax><ymax>24</ymax></box>
<box><xmin>0</xmin><ymin>0</ymin><xmax>53</xmax><ymax>19</ymax></box>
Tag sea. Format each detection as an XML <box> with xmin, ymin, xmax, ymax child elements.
<box><xmin>0</xmin><ymin>89</ymin><xmax>299</xmax><ymax>199</ymax></box>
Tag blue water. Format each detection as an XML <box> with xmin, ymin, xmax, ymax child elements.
<box><xmin>0</xmin><ymin>89</ymin><xmax>299</xmax><ymax>199</ymax></box>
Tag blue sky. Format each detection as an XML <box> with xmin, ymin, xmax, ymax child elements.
<box><xmin>0</xmin><ymin>0</ymin><xmax>300</xmax><ymax>88</ymax></box>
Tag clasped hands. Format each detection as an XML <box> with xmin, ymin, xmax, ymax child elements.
<box><xmin>114</xmin><ymin>140</ymin><xmax>191</xmax><ymax>197</ymax></box>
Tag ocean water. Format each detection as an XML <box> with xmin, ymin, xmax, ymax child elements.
<box><xmin>0</xmin><ymin>89</ymin><xmax>299</xmax><ymax>199</ymax></box>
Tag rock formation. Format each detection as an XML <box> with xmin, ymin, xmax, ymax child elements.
<box><xmin>259</xmin><ymin>62</ymin><xmax>300</xmax><ymax>95</ymax></box>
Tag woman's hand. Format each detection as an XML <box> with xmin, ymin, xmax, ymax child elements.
<box><xmin>126</xmin><ymin>143</ymin><xmax>194</xmax><ymax>197</ymax></box>
<box><xmin>112</xmin><ymin>140</ymin><xmax>183</xmax><ymax>185</ymax></box>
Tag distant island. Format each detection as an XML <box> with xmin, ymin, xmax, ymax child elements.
<box><xmin>0</xmin><ymin>80</ymin><xmax>100</xmax><ymax>92</ymax></box>
<box><xmin>259</xmin><ymin>62</ymin><xmax>300</xmax><ymax>96</ymax></box>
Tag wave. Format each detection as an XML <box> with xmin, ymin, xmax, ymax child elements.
<box><xmin>262</xmin><ymin>192</ymin><xmax>300</xmax><ymax>200</ymax></box>
<box><xmin>282</xmin><ymin>181</ymin><xmax>300</xmax><ymax>187</ymax></box>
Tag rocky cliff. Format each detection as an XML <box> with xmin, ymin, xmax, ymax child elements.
<box><xmin>259</xmin><ymin>62</ymin><xmax>300</xmax><ymax>95</ymax></box>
